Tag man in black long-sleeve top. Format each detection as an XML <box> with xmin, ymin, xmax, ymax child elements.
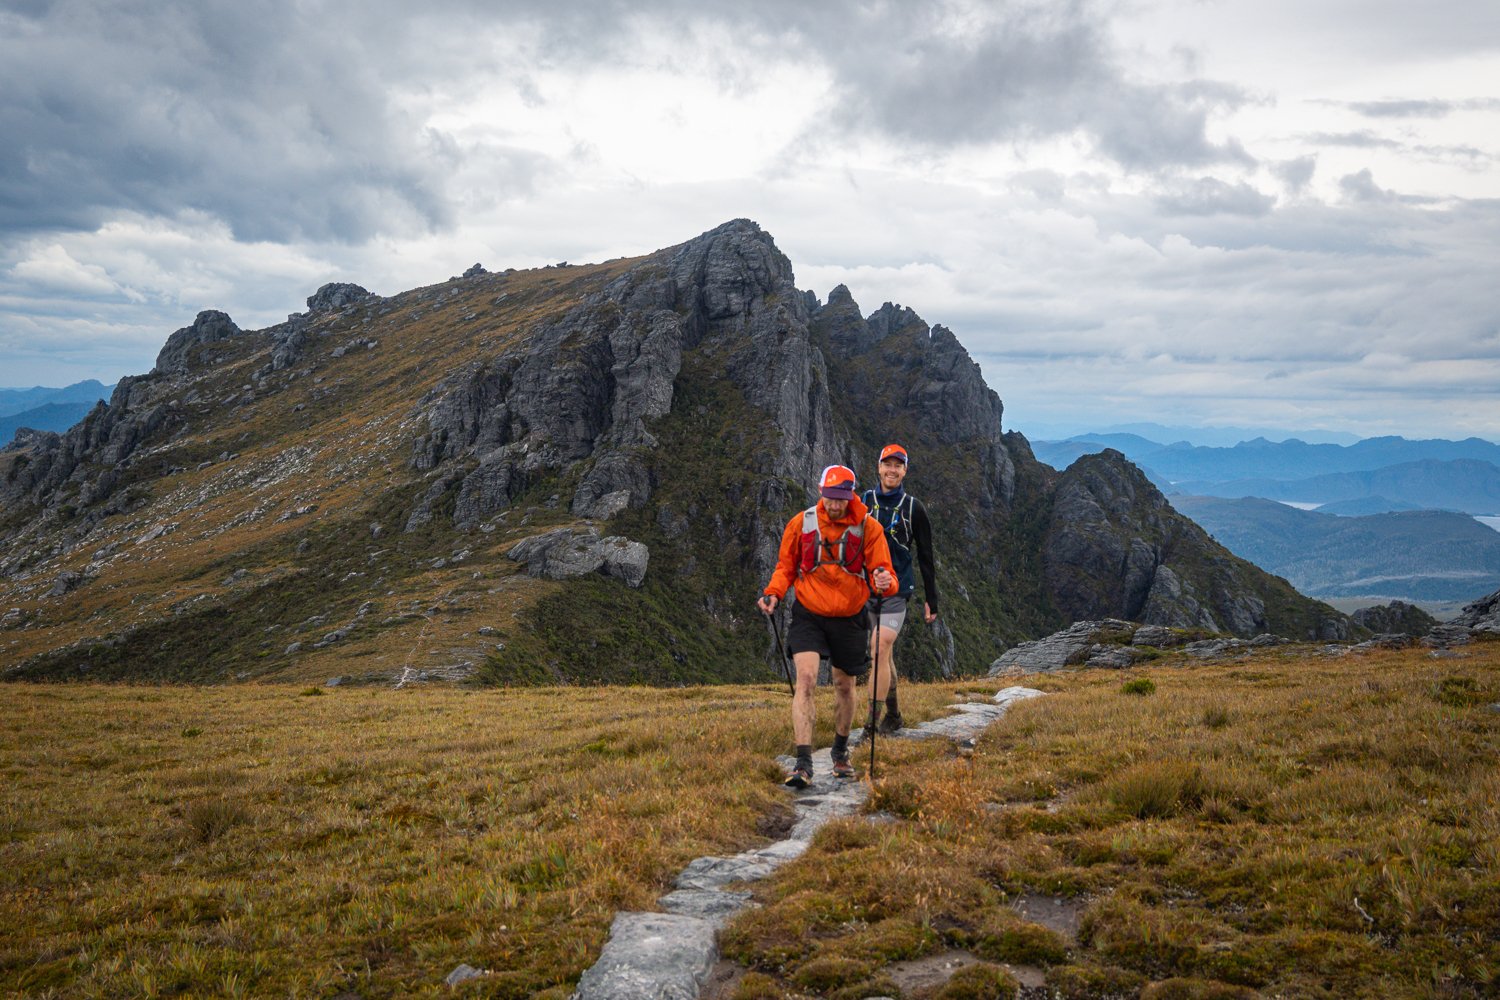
<box><xmin>861</xmin><ymin>443</ymin><xmax>939</xmax><ymax>733</ymax></box>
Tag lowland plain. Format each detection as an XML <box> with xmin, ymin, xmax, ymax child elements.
<box><xmin>4</xmin><ymin>643</ymin><xmax>1497</xmax><ymax>998</ymax></box>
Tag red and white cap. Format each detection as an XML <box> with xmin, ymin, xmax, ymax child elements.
<box><xmin>818</xmin><ymin>464</ymin><xmax>857</xmax><ymax>500</ymax></box>
<box><xmin>878</xmin><ymin>443</ymin><xmax>908</xmax><ymax>465</ymax></box>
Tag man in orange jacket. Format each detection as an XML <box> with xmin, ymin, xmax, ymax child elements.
<box><xmin>758</xmin><ymin>464</ymin><xmax>897</xmax><ymax>787</ymax></box>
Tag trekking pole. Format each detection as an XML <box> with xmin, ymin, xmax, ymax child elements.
<box><xmin>869</xmin><ymin>593</ymin><xmax>883</xmax><ymax>779</ymax></box>
<box><xmin>768</xmin><ymin>604</ymin><xmax>796</xmax><ymax>697</ymax></box>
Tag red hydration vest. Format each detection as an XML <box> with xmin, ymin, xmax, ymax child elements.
<box><xmin>797</xmin><ymin>506</ymin><xmax>867</xmax><ymax>576</ymax></box>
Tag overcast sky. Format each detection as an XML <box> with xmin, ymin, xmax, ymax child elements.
<box><xmin>3</xmin><ymin>0</ymin><xmax>1498</xmax><ymax>442</ymax></box>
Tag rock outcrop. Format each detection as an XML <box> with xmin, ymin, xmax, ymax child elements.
<box><xmin>989</xmin><ymin>619</ymin><xmax>1292</xmax><ymax>675</ymax></box>
<box><xmin>506</xmin><ymin>527</ymin><xmax>649</xmax><ymax>588</ymax></box>
<box><xmin>1424</xmin><ymin>586</ymin><xmax>1500</xmax><ymax>648</ymax></box>
<box><xmin>1351</xmin><ymin>600</ymin><xmax>1438</xmax><ymax>636</ymax></box>
<box><xmin>406</xmin><ymin>220</ymin><xmax>842</xmax><ymax>547</ymax></box>
<box><xmin>1043</xmin><ymin>451</ymin><xmax>1349</xmax><ymax>640</ymax></box>
<box><xmin>153</xmin><ymin>310</ymin><xmax>243</xmax><ymax>374</ymax></box>
<box><xmin>305</xmin><ymin>282</ymin><xmax>373</xmax><ymax>314</ymax></box>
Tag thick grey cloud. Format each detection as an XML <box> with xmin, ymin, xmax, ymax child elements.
<box><xmin>0</xmin><ymin>0</ymin><xmax>1252</xmax><ymax>252</ymax></box>
<box><xmin>771</xmin><ymin>3</ymin><xmax>1251</xmax><ymax>169</ymax></box>
<box><xmin>0</xmin><ymin>0</ymin><xmax>543</xmax><ymax>243</ymax></box>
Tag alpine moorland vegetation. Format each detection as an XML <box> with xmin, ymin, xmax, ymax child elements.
<box><xmin>3</xmin><ymin>643</ymin><xmax>1497</xmax><ymax>997</ymax></box>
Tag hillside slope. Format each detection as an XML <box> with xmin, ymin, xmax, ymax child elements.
<box><xmin>1171</xmin><ymin>495</ymin><xmax>1500</xmax><ymax>601</ymax></box>
<box><xmin>1176</xmin><ymin>459</ymin><xmax>1500</xmax><ymax>516</ymax></box>
<box><xmin>0</xmin><ymin>222</ymin><xmax>1348</xmax><ymax>685</ymax></box>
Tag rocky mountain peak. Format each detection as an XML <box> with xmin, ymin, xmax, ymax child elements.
<box><xmin>1044</xmin><ymin>450</ymin><xmax>1349</xmax><ymax>639</ymax></box>
<box><xmin>153</xmin><ymin>309</ymin><xmax>243</xmax><ymax>374</ymax></box>
<box><xmin>305</xmin><ymin>282</ymin><xmax>374</xmax><ymax>314</ymax></box>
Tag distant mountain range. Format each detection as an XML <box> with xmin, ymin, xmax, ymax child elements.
<box><xmin>0</xmin><ymin>380</ymin><xmax>113</xmax><ymax>441</ymax></box>
<box><xmin>1025</xmin><ymin>421</ymin><xmax>1362</xmax><ymax>448</ymax></box>
<box><xmin>1171</xmin><ymin>496</ymin><xmax>1500</xmax><ymax>601</ymax></box>
<box><xmin>1033</xmin><ymin>433</ymin><xmax>1500</xmax><ymax>516</ymax></box>
<box><xmin>1174</xmin><ymin>459</ymin><xmax>1500</xmax><ymax>517</ymax></box>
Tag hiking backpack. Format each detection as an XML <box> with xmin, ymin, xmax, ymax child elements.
<box><xmin>797</xmin><ymin>506</ymin><xmax>868</xmax><ymax>576</ymax></box>
<box><xmin>862</xmin><ymin>490</ymin><xmax>915</xmax><ymax>549</ymax></box>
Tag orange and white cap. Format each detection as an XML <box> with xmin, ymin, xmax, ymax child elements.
<box><xmin>818</xmin><ymin>464</ymin><xmax>857</xmax><ymax>500</ymax></box>
<box><xmin>879</xmin><ymin>443</ymin><xmax>908</xmax><ymax>465</ymax></box>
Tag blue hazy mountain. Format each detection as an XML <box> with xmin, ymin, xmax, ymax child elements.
<box><xmin>1173</xmin><ymin>459</ymin><xmax>1500</xmax><ymax>517</ymax></box>
<box><xmin>0</xmin><ymin>381</ymin><xmax>113</xmax><ymax>444</ymax></box>
<box><xmin>1171</xmin><ymin>495</ymin><xmax>1500</xmax><ymax>601</ymax></box>
<box><xmin>1033</xmin><ymin>432</ymin><xmax>1500</xmax><ymax>489</ymax></box>
<box><xmin>1024</xmin><ymin>421</ymin><xmax>1361</xmax><ymax>448</ymax></box>
<box><xmin>0</xmin><ymin>380</ymin><xmax>111</xmax><ymax>419</ymax></box>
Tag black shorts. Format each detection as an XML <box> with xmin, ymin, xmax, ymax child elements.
<box><xmin>787</xmin><ymin>602</ymin><xmax>870</xmax><ymax>676</ymax></box>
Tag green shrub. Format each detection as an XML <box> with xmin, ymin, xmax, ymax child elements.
<box><xmin>182</xmin><ymin>798</ymin><xmax>249</xmax><ymax>844</ymax></box>
<box><xmin>1200</xmin><ymin>705</ymin><xmax>1232</xmax><ymax>728</ymax></box>
<box><xmin>792</xmin><ymin>955</ymin><xmax>874</xmax><ymax>992</ymax></box>
<box><xmin>933</xmin><ymin>962</ymin><xmax>1020</xmax><ymax>999</ymax></box>
<box><xmin>1121</xmin><ymin>678</ymin><xmax>1156</xmax><ymax>696</ymax></box>
<box><xmin>1141</xmin><ymin>977</ymin><xmax>1259</xmax><ymax>999</ymax></box>
<box><xmin>1044</xmin><ymin>964</ymin><xmax>1148</xmax><ymax>999</ymax></box>
<box><xmin>1104</xmin><ymin>761</ymin><xmax>1204</xmax><ymax>819</ymax></box>
<box><xmin>729</xmin><ymin>972</ymin><xmax>782</xmax><ymax>1000</ymax></box>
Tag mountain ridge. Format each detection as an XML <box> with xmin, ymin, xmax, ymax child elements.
<box><xmin>0</xmin><ymin>221</ymin><xmax>1350</xmax><ymax>684</ymax></box>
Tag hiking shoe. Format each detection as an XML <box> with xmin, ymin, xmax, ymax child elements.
<box><xmin>877</xmin><ymin>710</ymin><xmax>904</xmax><ymax>735</ymax></box>
<box><xmin>784</xmin><ymin>764</ymin><xmax>813</xmax><ymax>789</ymax></box>
<box><xmin>831</xmin><ymin>755</ymin><xmax>856</xmax><ymax>780</ymax></box>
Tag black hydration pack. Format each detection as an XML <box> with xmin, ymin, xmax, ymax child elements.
<box><xmin>861</xmin><ymin>489</ymin><xmax>914</xmax><ymax>550</ymax></box>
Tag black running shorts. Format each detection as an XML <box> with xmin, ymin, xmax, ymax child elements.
<box><xmin>787</xmin><ymin>602</ymin><xmax>870</xmax><ymax>676</ymax></box>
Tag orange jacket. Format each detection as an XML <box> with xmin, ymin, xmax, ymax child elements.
<box><xmin>764</xmin><ymin>496</ymin><xmax>897</xmax><ymax>618</ymax></box>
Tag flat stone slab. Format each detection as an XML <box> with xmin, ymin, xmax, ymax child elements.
<box><xmin>658</xmin><ymin>888</ymin><xmax>754</xmax><ymax>927</ymax></box>
<box><xmin>571</xmin><ymin>912</ymin><xmax>717</xmax><ymax>1000</ymax></box>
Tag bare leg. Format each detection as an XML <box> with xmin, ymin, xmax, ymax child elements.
<box><xmin>832</xmin><ymin>667</ymin><xmax>856</xmax><ymax>736</ymax></box>
<box><xmin>867</xmin><ymin>626</ymin><xmax>899</xmax><ymax>702</ymax></box>
<box><xmin>791</xmin><ymin>651</ymin><xmax>821</xmax><ymax>747</ymax></box>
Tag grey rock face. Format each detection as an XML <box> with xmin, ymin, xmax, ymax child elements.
<box><xmin>305</xmin><ymin>282</ymin><xmax>372</xmax><ymax>314</ymax></box>
<box><xmin>506</xmin><ymin>527</ymin><xmax>648</xmax><ymax>587</ymax></box>
<box><xmin>48</xmin><ymin>570</ymin><xmax>85</xmax><ymax>598</ymax></box>
<box><xmin>1086</xmin><ymin>645</ymin><xmax>1148</xmax><ymax>668</ymax></box>
<box><xmin>1131</xmin><ymin>624</ymin><xmax>1181</xmax><ymax>648</ymax></box>
<box><xmin>989</xmin><ymin>619</ymin><xmax>1136</xmax><ymax>674</ymax></box>
<box><xmin>1447</xmin><ymin>587</ymin><xmax>1500</xmax><ymax>635</ymax></box>
<box><xmin>1044</xmin><ymin>451</ymin><xmax>1348</xmax><ymax>640</ymax></box>
<box><xmin>1352</xmin><ymin>600</ymin><xmax>1437</xmax><ymax>637</ymax></box>
<box><xmin>154</xmin><ymin>310</ymin><xmax>243</xmax><ymax>374</ymax></box>
<box><xmin>0</xmin><ymin>377</ymin><xmax>179</xmax><ymax>548</ymax></box>
<box><xmin>811</xmin><ymin>293</ymin><xmax>1016</xmax><ymax>515</ymax></box>
<box><xmin>406</xmin><ymin>220</ymin><xmax>845</xmax><ymax>570</ymax></box>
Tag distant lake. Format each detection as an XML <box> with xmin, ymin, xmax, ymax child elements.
<box><xmin>1271</xmin><ymin>500</ymin><xmax>1500</xmax><ymax>533</ymax></box>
